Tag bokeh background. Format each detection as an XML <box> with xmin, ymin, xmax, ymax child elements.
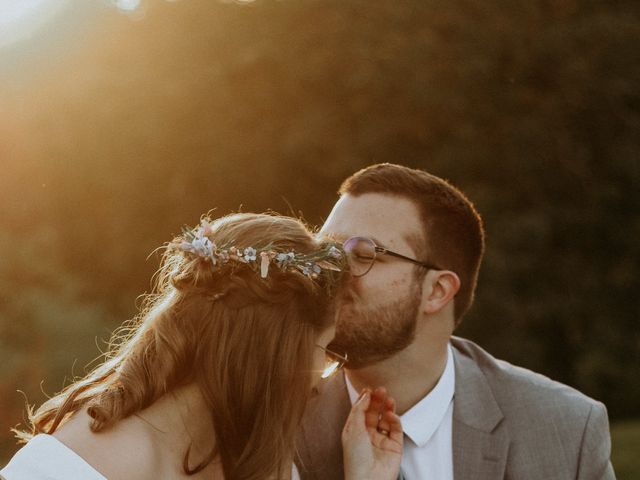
<box><xmin>1</xmin><ymin>0</ymin><xmax>639</xmax><ymax>476</ymax></box>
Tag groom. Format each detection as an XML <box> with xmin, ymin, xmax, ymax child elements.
<box><xmin>294</xmin><ymin>164</ymin><xmax>615</xmax><ymax>479</ymax></box>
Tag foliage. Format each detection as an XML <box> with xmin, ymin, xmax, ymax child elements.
<box><xmin>0</xmin><ymin>0</ymin><xmax>638</xmax><ymax>463</ymax></box>
<box><xmin>0</xmin><ymin>231</ymin><xmax>116</xmax><ymax>463</ymax></box>
<box><xmin>611</xmin><ymin>419</ymin><xmax>640</xmax><ymax>479</ymax></box>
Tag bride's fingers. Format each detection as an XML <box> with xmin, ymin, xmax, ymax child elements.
<box><xmin>342</xmin><ymin>388</ymin><xmax>371</xmax><ymax>441</ymax></box>
<box><xmin>364</xmin><ymin>387</ymin><xmax>387</xmax><ymax>430</ymax></box>
<box><xmin>382</xmin><ymin>397</ymin><xmax>403</xmax><ymax>447</ymax></box>
<box><xmin>374</xmin><ymin>395</ymin><xmax>395</xmax><ymax>435</ymax></box>
<box><xmin>385</xmin><ymin>395</ymin><xmax>396</xmax><ymax>413</ymax></box>
<box><xmin>379</xmin><ymin>409</ymin><xmax>403</xmax><ymax>453</ymax></box>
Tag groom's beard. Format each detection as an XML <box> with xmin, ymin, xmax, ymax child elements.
<box><xmin>329</xmin><ymin>281</ymin><xmax>421</xmax><ymax>369</ymax></box>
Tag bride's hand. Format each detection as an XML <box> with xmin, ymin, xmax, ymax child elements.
<box><xmin>341</xmin><ymin>387</ymin><xmax>403</xmax><ymax>480</ymax></box>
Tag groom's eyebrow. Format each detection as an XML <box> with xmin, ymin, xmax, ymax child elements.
<box><xmin>346</xmin><ymin>235</ymin><xmax>387</xmax><ymax>248</ymax></box>
<box><xmin>323</xmin><ymin>233</ymin><xmax>389</xmax><ymax>249</ymax></box>
<box><xmin>369</xmin><ymin>236</ymin><xmax>387</xmax><ymax>248</ymax></box>
<box><xmin>375</xmin><ymin>236</ymin><xmax>417</xmax><ymax>255</ymax></box>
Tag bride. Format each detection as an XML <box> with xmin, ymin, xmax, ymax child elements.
<box><xmin>1</xmin><ymin>213</ymin><xmax>402</xmax><ymax>480</ymax></box>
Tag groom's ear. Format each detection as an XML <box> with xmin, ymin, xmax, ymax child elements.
<box><xmin>421</xmin><ymin>270</ymin><xmax>460</xmax><ymax>315</ymax></box>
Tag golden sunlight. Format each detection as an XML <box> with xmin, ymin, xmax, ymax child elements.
<box><xmin>0</xmin><ymin>0</ymin><xmax>70</xmax><ymax>49</ymax></box>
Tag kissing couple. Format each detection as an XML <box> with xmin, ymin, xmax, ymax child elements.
<box><xmin>2</xmin><ymin>164</ymin><xmax>614</xmax><ymax>480</ymax></box>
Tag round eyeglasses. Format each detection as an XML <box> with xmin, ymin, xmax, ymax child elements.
<box><xmin>342</xmin><ymin>236</ymin><xmax>440</xmax><ymax>277</ymax></box>
<box><xmin>316</xmin><ymin>345</ymin><xmax>348</xmax><ymax>379</ymax></box>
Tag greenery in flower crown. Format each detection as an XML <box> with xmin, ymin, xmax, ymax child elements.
<box><xmin>169</xmin><ymin>219</ymin><xmax>348</xmax><ymax>290</ymax></box>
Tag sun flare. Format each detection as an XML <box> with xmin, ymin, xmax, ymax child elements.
<box><xmin>0</xmin><ymin>0</ymin><xmax>70</xmax><ymax>49</ymax></box>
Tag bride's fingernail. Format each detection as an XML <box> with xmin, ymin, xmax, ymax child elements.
<box><xmin>357</xmin><ymin>388</ymin><xmax>370</xmax><ymax>401</ymax></box>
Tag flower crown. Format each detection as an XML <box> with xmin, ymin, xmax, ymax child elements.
<box><xmin>170</xmin><ymin>219</ymin><xmax>347</xmax><ymax>281</ymax></box>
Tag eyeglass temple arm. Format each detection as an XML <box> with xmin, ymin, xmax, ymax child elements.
<box><xmin>317</xmin><ymin>345</ymin><xmax>349</xmax><ymax>363</ymax></box>
<box><xmin>375</xmin><ymin>247</ymin><xmax>439</xmax><ymax>270</ymax></box>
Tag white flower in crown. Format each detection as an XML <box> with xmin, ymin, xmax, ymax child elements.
<box><xmin>328</xmin><ymin>246</ymin><xmax>343</xmax><ymax>259</ymax></box>
<box><xmin>244</xmin><ymin>247</ymin><xmax>257</xmax><ymax>262</ymax></box>
<box><xmin>276</xmin><ymin>252</ymin><xmax>295</xmax><ymax>268</ymax></box>
<box><xmin>302</xmin><ymin>262</ymin><xmax>322</xmax><ymax>278</ymax></box>
<box><xmin>191</xmin><ymin>237</ymin><xmax>214</xmax><ymax>258</ymax></box>
<box><xmin>178</xmin><ymin>238</ymin><xmax>205</xmax><ymax>256</ymax></box>
<box><xmin>179</xmin><ymin>240</ymin><xmax>194</xmax><ymax>252</ymax></box>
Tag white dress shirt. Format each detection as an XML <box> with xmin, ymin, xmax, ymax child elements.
<box><xmin>345</xmin><ymin>344</ymin><xmax>455</xmax><ymax>480</ymax></box>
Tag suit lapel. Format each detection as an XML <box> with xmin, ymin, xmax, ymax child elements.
<box><xmin>452</xmin><ymin>344</ymin><xmax>509</xmax><ymax>480</ymax></box>
<box><xmin>295</xmin><ymin>372</ymin><xmax>351</xmax><ymax>480</ymax></box>
<box><xmin>298</xmin><ymin>343</ymin><xmax>511</xmax><ymax>480</ymax></box>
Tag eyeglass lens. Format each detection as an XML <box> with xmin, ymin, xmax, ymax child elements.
<box><xmin>319</xmin><ymin>347</ymin><xmax>347</xmax><ymax>379</ymax></box>
<box><xmin>342</xmin><ymin>237</ymin><xmax>376</xmax><ymax>277</ymax></box>
<box><xmin>321</xmin><ymin>359</ymin><xmax>342</xmax><ymax>378</ymax></box>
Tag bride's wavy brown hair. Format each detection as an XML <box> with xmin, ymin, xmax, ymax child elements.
<box><xmin>16</xmin><ymin>212</ymin><xmax>342</xmax><ymax>480</ymax></box>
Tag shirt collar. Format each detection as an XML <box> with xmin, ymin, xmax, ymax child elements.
<box><xmin>344</xmin><ymin>343</ymin><xmax>455</xmax><ymax>447</ymax></box>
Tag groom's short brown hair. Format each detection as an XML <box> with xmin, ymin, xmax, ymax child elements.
<box><xmin>339</xmin><ymin>163</ymin><xmax>485</xmax><ymax>325</ymax></box>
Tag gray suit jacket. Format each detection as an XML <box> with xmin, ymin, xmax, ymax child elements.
<box><xmin>295</xmin><ymin>337</ymin><xmax>615</xmax><ymax>480</ymax></box>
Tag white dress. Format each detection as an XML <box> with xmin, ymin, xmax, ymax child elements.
<box><xmin>2</xmin><ymin>434</ymin><xmax>302</xmax><ymax>480</ymax></box>
<box><xmin>1</xmin><ymin>434</ymin><xmax>106</xmax><ymax>480</ymax></box>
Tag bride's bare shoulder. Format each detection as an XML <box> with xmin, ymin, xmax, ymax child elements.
<box><xmin>53</xmin><ymin>408</ymin><xmax>161</xmax><ymax>480</ymax></box>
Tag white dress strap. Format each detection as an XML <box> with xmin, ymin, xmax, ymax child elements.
<box><xmin>1</xmin><ymin>434</ymin><xmax>107</xmax><ymax>480</ymax></box>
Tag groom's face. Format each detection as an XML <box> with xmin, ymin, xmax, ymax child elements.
<box><xmin>319</xmin><ymin>193</ymin><xmax>425</xmax><ymax>368</ymax></box>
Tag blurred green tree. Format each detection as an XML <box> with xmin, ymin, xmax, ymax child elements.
<box><xmin>0</xmin><ymin>230</ymin><xmax>115</xmax><ymax>463</ymax></box>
